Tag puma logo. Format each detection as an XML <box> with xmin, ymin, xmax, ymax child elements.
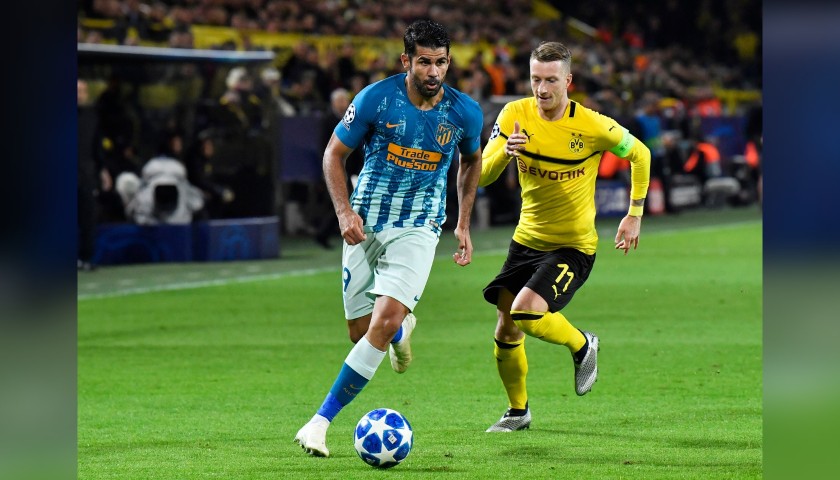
<box><xmin>551</xmin><ymin>284</ymin><xmax>561</xmax><ymax>300</ymax></box>
<box><xmin>522</xmin><ymin>128</ymin><xmax>535</xmax><ymax>141</ymax></box>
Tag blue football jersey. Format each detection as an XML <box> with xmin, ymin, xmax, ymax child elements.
<box><xmin>334</xmin><ymin>73</ymin><xmax>482</xmax><ymax>235</ymax></box>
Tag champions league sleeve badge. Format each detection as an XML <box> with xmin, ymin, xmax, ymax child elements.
<box><xmin>341</xmin><ymin>103</ymin><xmax>356</xmax><ymax>129</ymax></box>
<box><xmin>489</xmin><ymin>122</ymin><xmax>500</xmax><ymax>141</ymax></box>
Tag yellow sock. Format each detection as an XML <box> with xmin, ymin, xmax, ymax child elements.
<box><xmin>511</xmin><ymin>310</ymin><xmax>586</xmax><ymax>352</ymax></box>
<box><xmin>493</xmin><ymin>338</ymin><xmax>528</xmax><ymax>410</ymax></box>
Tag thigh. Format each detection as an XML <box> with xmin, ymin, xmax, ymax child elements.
<box><xmin>370</xmin><ymin>227</ymin><xmax>439</xmax><ymax>312</ymax></box>
<box><xmin>483</xmin><ymin>240</ymin><xmax>542</xmax><ymax>306</ymax></box>
<box><xmin>525</xmin><ymin>248</ymin><xmax>595</xmax><ymax>312</ymax></box>
<box><xmin>342</xmin><ymin>234</ymin><xmax>383</xmax><ymax>319</ymax></box>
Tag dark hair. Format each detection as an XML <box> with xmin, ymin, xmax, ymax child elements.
<box><xmin>403</xmin><ymin>19</ymin><xmax>450</xmax><ymax>57</ymax></box>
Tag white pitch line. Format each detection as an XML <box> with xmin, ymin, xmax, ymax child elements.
<box><xmin>77</xmin><ymin>268</ymin><xmax>335</xmax><ymax>301</ymax></box>
<box><xmin>78</xmin><ymin>220</ymin><xmax>759</xmax><ymax>301</ymax></box>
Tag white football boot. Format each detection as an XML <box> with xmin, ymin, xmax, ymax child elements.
<box><xmin>389</xmin><ymin>313</ymin><xmax>416</xmax><ymax>373</ymax></box>
<box><xmin>574</xmin><ymin>331</ymin><xmax>599</xmax><ymax>396</ymax></box>
<box><xmin>294</xmin><ymin>414</ymin><xmax>330</xmax><ymax>457</ymax></box>
<box><xmin>486</xmin><ymin>407</ymin><xmax>531</xmax><ymax>432</ymax></box>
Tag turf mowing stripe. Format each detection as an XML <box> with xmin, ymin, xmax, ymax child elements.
<box><xmin>78</xmin><ymin>220</ymin><xmax>759</xmax><ymax>301</ymax></box>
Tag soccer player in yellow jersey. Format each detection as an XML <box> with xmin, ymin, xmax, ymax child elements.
<box><xmin>480</xmin><ymin>41</ymin><xmax>650</xmax><ymax>432</ymax></box>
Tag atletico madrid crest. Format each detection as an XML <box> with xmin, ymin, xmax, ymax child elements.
<box><xmin>436</xmin><ymin>123</ymin><xmax>455</xmax><ymax>147</ymax></box>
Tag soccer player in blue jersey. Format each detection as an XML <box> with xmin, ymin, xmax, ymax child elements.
<box><xmin>294</xmin><ymin>19</ymin><xmax>483</xmax><ymax>457</ymax></box>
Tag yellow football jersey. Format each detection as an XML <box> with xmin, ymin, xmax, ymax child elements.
<box><xmin>481</xmin><ymin>98</ymin><xmax>649</xmax><ymax>254</ymax></box>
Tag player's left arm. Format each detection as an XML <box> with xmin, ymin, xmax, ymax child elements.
<box><xmin>608</xmin><ymin>126</ymin><xmax>651</xmax><ymax>255</ymax></box>
<box><xmin>453</xmin><ymin>146</ymin><xmax>481</xmax><ymax>266</ymax></box>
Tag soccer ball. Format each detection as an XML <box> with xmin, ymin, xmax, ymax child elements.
<box><xmin>353</xmin><ymin>408</ymin><xmax>413</xmax><ymax>468</ymax></box>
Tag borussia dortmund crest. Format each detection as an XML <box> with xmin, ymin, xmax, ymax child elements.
<box><xmin>569</xmin><ymin>133</ymin><xmax>584</xmax><ymax>153</ymax></box>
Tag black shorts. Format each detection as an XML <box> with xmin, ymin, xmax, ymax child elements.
<box><xmin>483</xmin><ymin>240</ymin><xmax>595</xmax><ymax>313</ymax></box>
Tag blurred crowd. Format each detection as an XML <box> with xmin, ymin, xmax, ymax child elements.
<box><xmin>78</xmin><ymin>0</ymin><xmax>761</xmax><ymax>115</ymax></box>
<box><xmin>77</xmin><ymin>0</ymin><xmax>762</xmax><ymax>266</ymax></box>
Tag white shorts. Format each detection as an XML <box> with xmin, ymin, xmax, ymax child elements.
<box><xmin>341</xmin><ymin>226</ymin><xmax>439</xmax><ymax>319</ymax></box>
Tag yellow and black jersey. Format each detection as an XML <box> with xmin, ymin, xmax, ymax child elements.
<box><xmin>480</xmin><ymin>98</ymin><xmax>650</xmax><ymax>254</ymax></box>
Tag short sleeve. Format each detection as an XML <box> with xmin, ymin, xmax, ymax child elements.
<box><xmin>334</xmin><ymin>85</ymin><xmax>376</xmax><ymax>150</ymax></box>
<box><xmin>458</xmin><ymin>100</ymin><xmax>484</xmax><ymax>154</ymax></box>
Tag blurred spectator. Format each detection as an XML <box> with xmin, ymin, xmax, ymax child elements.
<box><xmin>255</xmin><ymin>66</ymin><xmax>296</xmax><ymax>118</ymax></box>
<box><xmin>690</xmin><ymin>86</ymin><xmax>723</xmax><ymax>117</ymax></box>
<box><xmin>336</xmin><ymin>42</ymin><xmax>359</xmax><ymax>87</ymax></box>
<box><xmin>717</xmin><ymin>102</ymin><xmax>762</xmax><ymax>208</ymax></box>
<box><xmin>347</xmin><ymin>72</ymin><xmax>369</xmax><ymax>98</ymax></box>
<box><xmin>78</xmin><ymin>79</ymin><xmax>110</xmax><ymax>271</ymax></box>
<box><xmin>168</xmin><ymin>28</ymin><xmax>195</xmax><ymax>49</ymax></box>
<box><xmin>460</xmin><ymin>53</ymin><xmax>493</xmax><ymax>102</ymax></box>
<box><xmin>684</xmin><ymin>137</ymin><xmax>722</xmax><ymax>180</ymax></box>
<box><xmin>281</xmin><ymin>42</ymin><xmax>329</xmax><ymax>113</ymax></box>
<box><xmin>683</xmin><ymin>135</ymin><xmax>740</xmax><ymax>207</ymax></box>
<box><xmin>184</xmin><ymin>128</ymin><xmax>235</xmax><ymax>219</ymax></box>
<box><xmin>311</xmin><ymin>87</ymin><xmax>363</xmax><ymax>248</ymax></box>
<box><xmin>597</xmin><ymin>150</ymin><xmax>630</xmax><ymax>184</ymax></box>
<box><xmin>483</xmin><ymin>51</ymin><xmax>508</xmax><ymax>96</ymax></box>
<box><xmin>94</xmin><ymin>74</ymin><xmax>142</xmax><ymax>222</ymax></box>
<box><xmin>215</xmin><ymin>66</ymin><xmax>264</xmax><ymax>136</ymax></box>
<box><xmin>743</xmin><ymin>103</ymin><xmax>762</xmax><ymax>205</ymax></box>
<box><xmin>658</xmin><ymin>130</ymin><xmax>689</xmax><ymax>213</ymax></box>
<box><xmin>156</xmin><ymin>128</ymin><xmax>185</xmax><ymax>160</ymax></box>
<box><xmin>142</xmin><ymin>1</ymin><xmax>173</xmax><ymax>43</ymax></box>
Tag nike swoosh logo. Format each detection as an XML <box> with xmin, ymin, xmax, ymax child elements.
<box><xmin>386</xmin><ymin>122</ymin><xmax>404</xmax><ymax>128</ymax></box>
<box><xmin>414</xmin><ymin>295</ymin><xmax>420</xmax><ymax>302</ymax></box>
<box><xmin>609</xmin><ymin>125</ymin><xmax>616</xmax><ymax>131</ymax></box>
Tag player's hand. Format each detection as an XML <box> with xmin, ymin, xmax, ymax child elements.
<box><xmin>452</xmin><ymin>226</ymin><xmax>473</xmax><ymax>266</ymax></box>
<box><xmin>614</xmin><ymin>215</ymin><xmax>641</xmax><ymax>255</ymax></box>
<box><xmin>338</xmin><ymin>210</ymin><xmax>367</xmax><ymax>245</ymax></box>
<box><xmin>505</xmin><ymin>121</ymin><xmax>525</xmax><ymax>158</ymax></box>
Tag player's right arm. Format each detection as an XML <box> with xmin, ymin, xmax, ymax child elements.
<box><xmin>327</xmin><ymin>85</ymin><xmax>379</xmax><ymax>245</ymax></box>
<box><xmin>479</xmin><ymin>107</ymin><xmax>515</xmax><ymax>187</ymax></box>
<box><xmin>323</xmin><ymin>133</ymin><xmax>366</xmax><ymax>245</ymax></box>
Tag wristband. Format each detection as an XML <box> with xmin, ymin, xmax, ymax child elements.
<box><xmin>628</xmin><ymin>204</ymin><xmax>644</xmax><ymax>217</ymax></box>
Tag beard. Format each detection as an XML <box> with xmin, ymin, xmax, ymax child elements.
<box><xmin>410</xmin><ymin>71</ymin><xmax>443</xmax><ymax>98</ymax></box>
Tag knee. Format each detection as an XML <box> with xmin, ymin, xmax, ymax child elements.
<box><xmin>511</xmin><ymin>310</ymin><xmax>545</xmax><ymax>338</ymax></box>
<box><xmin>365</xmin><ymin>312</ymin><xmax>405</xmax><ymax>346</ymax></box>
<box><xmin>377</xmin><ymin>315</ymin><xmax>404</xmax><ymax>337</ymax></box>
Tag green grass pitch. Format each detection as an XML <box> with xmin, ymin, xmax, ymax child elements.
<box><xmin>78</xmin><ymin>209</ymin><xmax>762</xmax><ymax>479</ymax></box>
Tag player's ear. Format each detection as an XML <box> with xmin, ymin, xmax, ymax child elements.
<box><xmin>400</xmin><ymin>53</ymin><xmax>410</xmax><ymax>69</ymax></box>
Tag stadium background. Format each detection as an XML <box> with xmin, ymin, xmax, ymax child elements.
<box><xmin>76</xmin><ymin>0</ymin><xmax>761</xmax><ymax>267</ymax></box>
